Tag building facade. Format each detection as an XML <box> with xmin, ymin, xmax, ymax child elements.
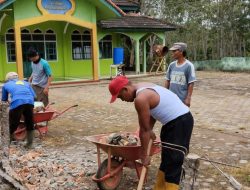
<box><xmin>0</xmin><ymin>0</ymin><xmax>176</xmax><ymax>82</ymax></box>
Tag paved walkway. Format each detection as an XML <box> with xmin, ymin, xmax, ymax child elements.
<box><xmin>4</xmin><ymin>71</ymin><xmax>250</xmax><ymax>189</ymax></box>
<box><xmin>46</xmin><ymin>71</ymin><xmax>250</xmax><ymax>189</ymax></box>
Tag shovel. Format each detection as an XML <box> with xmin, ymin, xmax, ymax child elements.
<box><xmin>137</xmin><ymin>139</ymin><xmax>153</xmax><ymax>190</ymax></box>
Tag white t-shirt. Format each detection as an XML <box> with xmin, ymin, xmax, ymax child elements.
<box><xmin>136</xmin><ymin>85</ymin><xmax>189</xmax><ymax>125</ymax></box>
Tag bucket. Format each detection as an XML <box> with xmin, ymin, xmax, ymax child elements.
<box><xmin>113</xmin><ymin>47</ymin><xmax>124</xmax><ymax>65</ymax></box>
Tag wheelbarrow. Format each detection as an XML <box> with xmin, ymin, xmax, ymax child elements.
<box><xmin>86</xmin><ymin>131</ymin><xmax>161</xmax><ymax>190</ymax></box>
<box><xmin>14</xmin><ymin>102</ymin><xmax>78</xmax><ymax>140</ymax></box>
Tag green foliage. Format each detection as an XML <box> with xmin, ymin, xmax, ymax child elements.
<box><xmin>140</xmin><ymin>0</ymin><xmax>250</xmax><ymax>61</ymax></box>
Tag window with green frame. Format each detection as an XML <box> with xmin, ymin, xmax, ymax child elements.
<box><xmin>99</xmin><ymin>35</ymin><xmax>112</xmax><ymax>59</ymax></box>
<box><xmin>5</xmin><ymin>29</ymin><xmax>16</xmax><ymax>62</ymax></box>
<box><xmin>5</xmin><ymin>28</ymin><xmax>57</xmax><ymax>62</ymax></box>
<box><xmin>71</xmin><ymin>30</ymin><xmax>92</xmax><ymax>60</ymax></box>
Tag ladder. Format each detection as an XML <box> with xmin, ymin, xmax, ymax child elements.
<box><xmin>149</xmin><ymin>56</ymin><xmax>166</xmax><ymax>74</ymax></box>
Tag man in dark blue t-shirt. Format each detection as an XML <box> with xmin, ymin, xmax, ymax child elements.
<box><xmin>1</xmin><ymin>72</ymin><xmax>36</xmax><ymax>148</ymax></box>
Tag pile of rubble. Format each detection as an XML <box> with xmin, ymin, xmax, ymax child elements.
<box><xmin>100</xmin><ymin>133</ymin><xmax>139</xmax><ymax>146</ymax></box>
<box><xmin>7</xmin><ymin>142</ymin><xmax>98</xmax><ymax>190</ymax></box>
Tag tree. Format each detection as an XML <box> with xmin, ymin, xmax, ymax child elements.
<box><xmin>139</xmin><ymin>0</ymin><xmax>250</xmax><ymax>60</ymax></box>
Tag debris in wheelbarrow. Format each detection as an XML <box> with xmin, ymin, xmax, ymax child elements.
<box><xmin>102</xmin><ymin>133</ymin><xmax>139</xmax><ymax>146</ymax></box>
<box><xmin>33</xmin><ymin>101</ymin><xmax>45</xmax><ymax>113</ymax></box>
<box><xmin>87</xmin><ymin>132</ymin><xmax>161</xmax><ymax>190</ymax></box>
<box><xmin>14</xmin><ymin>102</ymin><xmax>78</xmax><ymax>140</ymax></box>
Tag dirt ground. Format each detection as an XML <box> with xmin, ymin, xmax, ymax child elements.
<box><xmin>7</xmin><ymin>71</ymin><xmax>250</xmax><ymax>189</ymax></box>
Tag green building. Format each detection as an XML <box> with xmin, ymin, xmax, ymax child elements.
<box><xmin>0</xmin><ymin>0</ymin><xmax>176</xmax><ymax>82</ymax></box>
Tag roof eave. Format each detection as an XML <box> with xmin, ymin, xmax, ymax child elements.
<box><xmin>103</xmin><ymin>0</ymin><xmax>126</xmax><ymax>16</ymax></box>
<box><xmin>99</xmin><ymin>27</ymin><xmax>177</xmax><ymax>32</ymax></box>
<box><xmin>0</xmin><ymin>0</ymin><xmax>15</xmax><ymax>10</ymax></box>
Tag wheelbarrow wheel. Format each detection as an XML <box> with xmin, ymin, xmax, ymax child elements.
<box><xmin>96</xmin><ymin>158</ymin><xmax>123</xmax><ymax>190</ymax></box>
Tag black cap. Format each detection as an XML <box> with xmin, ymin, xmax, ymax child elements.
<box><xmin>27</xmin><ymin>47</ymin><xmax>38</xmax><ymax>58</ymax></box>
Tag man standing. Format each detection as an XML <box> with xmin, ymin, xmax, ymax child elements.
<box><xmin>165</xmin><ymin>42</ymin><xmax>196</xmax><ymax>107</ymax></box>
<box><xmin>28</xmin><ymin>47</ymin><xmax>52</xmax><ymax>107</ymax></box>
<box><xmin>1</xmin><ymin>72</ymin><xmax>36</xmax><ymax>148</ymax></box>
<box><xmin>109</xmin><ymin>76</ymin><xmax>194</xmax><ymax>190</ymax></box>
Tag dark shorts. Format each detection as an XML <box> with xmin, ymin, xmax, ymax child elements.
<box><xmin>32</xmin><ymin>85</ymin><xmax>49</xmax><ymax>107</ymax></box>
<box><xmin>160</xmin><ymin>112</ymin><xmax>194</xmax><ymax>184</ymax></box>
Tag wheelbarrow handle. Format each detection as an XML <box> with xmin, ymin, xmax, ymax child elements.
<box><xmin>51</xmin><ymin>104</ymin><xmax>78</xmax><ymax>120</ymax></box>
<box><xmin>44</xmin><ymin>102</ymin><xmax>55</xmax><ymax>110</ymax></box>
<box><xmin>137</xmin><ymin>139</ymin><xmax>153</xmax><ymax>190</ymax></box>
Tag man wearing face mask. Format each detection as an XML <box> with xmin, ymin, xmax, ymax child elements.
<box><xmin>165</xmin><ymin>42</ymin><xmax>196</xmax><ymax>107</ymax></box>
<box><xmin>28</xmin><ymin>47</ymin><xmax>53</xmax><ymax>107</ymax></box>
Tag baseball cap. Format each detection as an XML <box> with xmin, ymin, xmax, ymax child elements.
<box><xmin>109</xmin><ymin>76</ymin><xmax>129</xmax><ymax>103</ymax></box>
<box><xmin>169</xmin><ymin>42</ymin><xmax>187</xmax><ymax>51</ymax></box>
<box><xmin>5</xmin><ymin>72</ymin><xmax>18</xmax><ymax>81</ymax></box>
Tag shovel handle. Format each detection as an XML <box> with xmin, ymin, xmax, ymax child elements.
<box><xmin>137</xmin><ymin>139</ymin><xmax>153</xmax><ymax>190</ymax></box>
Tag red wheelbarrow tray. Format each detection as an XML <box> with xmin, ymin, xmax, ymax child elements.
<box><xmin>86</xmin><ymin>132</ymin><xmax>160</xmax><ymax>161</ymax></box>
<box><xmin>14</xmin><ymin>104</ymin><xmax>78</xmax><ymax>140</ymax></box>
<box><xmin>33</xmin><ymin>110</ymin><xmax>55</xmax><ymax>123</ymax></box>
<box><xmin>14</xmin><ymin>111</ymin><xmax>55</xmax><ymax>140</ymax></box>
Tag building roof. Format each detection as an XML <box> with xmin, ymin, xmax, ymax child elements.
<box><xmin>112</xmin><ymin>0</ymin><xmax>139</xmax><ymax>7</ymax></box>
<box><xmin>98</xmin><ymin>15</ymin><xmax>177</xmax><ymax>32</ymax></box>
<box><xmin>104</xmin><ymin>0</ymin><xmax>126</xmax><ymax>16</ymax></box>
<box><xmin>112</xmin><ymin>0</ymin><xmax>139</xmax><ymax>13</ymax></box>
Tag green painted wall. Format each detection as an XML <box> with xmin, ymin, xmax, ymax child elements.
<box><xmin>0</xmin><ymin>19</ymin><xmax>67</xmax><ymax>79</ymax></box>
<box><xmin>74</xmin><ymin>0</ymin><xmax>96</xmax><ymax>23</ymax></box>
<box><xmin>88</xmin><ymin>0</ymin><xmax>120</xmax><ymax>20</ymax></box>
<box><xmin>0</xmin><ymin>12</ymin><xmax>15</xmax><ymax>81</ymax></box>
<box><xmin>0</xmin><ymin>1</ymin><xmax>167</xmax><ymax>80</ymax></box>
<box><xmin>97</xmin><ymin>32</ymin><xmax>123</xmax><ymax>77</ymax></box>
<box><xmin>100</xmin><ymin>59</ymin><xmax>112</xmax><ymax>76</ymax></box>
<box><xmin>13</xmin><ymin>1</ymin><xmax>96</xmax><ymax>23</ymax></box>
<box><xmin>64</xmin><ymin>25</ymin><xmax>93</xmax><ymax>79</ymax></box>
<box><xmin>0</xmin><ymin>0</ymin><xmax>103</xmax><ymax>81</ymax></box>
<box><xmin>13</xmin><ymin>1</ymin><xmax>41</xmax><ymax>20</ymax></box>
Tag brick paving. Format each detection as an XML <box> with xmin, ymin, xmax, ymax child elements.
<box><xmin>46</xmin><ymin>71</ymin><xmax>250</xmax><ymax>189</ymax></box>
<box><xmin>2</xmin><ymin>71</ymin><xmax>249</xmax><ymax>189</ymax></box>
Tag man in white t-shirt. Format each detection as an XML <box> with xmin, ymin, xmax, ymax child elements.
<box><xmin>165</xmin><ymin>42</ymin><xmax>196</xmax><ymax>107</ymax></box>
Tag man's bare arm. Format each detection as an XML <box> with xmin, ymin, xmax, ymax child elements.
<box><xmin>43</xmin><ymin>76</ymin><xmax>53</xmax><ymax>96</ymax></box>
<box><xmin>184</xmin><ymin>82</ymin><xmax>194</xmax><ymax>107</ymax></box>
<box><xmin>134</xmin><ymin>95</ymin><xmax>153</xmax><ymax>159</ymax></box>
<box><xmin>28</xmin><ymin>75</ymin><xmax>33</xmax><ymax>83</ymax></box>
<box><xmin>165</xmin><ymin>80</ymin><xmax>170</xmax><ymax>89</ymax></box>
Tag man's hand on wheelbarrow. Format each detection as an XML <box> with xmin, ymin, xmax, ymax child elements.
<box><xmin>43</xmin><ymin>87</ymin><xmax>49</xmax><ymax>96</ymax></box>
<box><xmin>141</xmin><ymin>155</ymin><xmax>151</xmax><ymax>167</ymax></box>
<box><xmin>150</xmin><ymin>131</ymin><xmax>156</xmax><ymax>141</ymax></box>
<box><xmin>141</xmin><ymin>131</ymin><xmax>156</xmax><ymax>166</ymax></box>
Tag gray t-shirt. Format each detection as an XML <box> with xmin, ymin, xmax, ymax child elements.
<box><xmin>31</xmin><ymin>58</ymin><xmax>52</xmax><ymax>88</ymax></box>
<box><xmin>166</xmin><ymin>59</ymin><xmax>196</xmax><ymax>102</ymax></box>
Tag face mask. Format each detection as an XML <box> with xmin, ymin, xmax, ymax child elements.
<box><xmin>33</xmin><ymin>57</ymin><xmax>41</xmax><ymax>64</ymax></box>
